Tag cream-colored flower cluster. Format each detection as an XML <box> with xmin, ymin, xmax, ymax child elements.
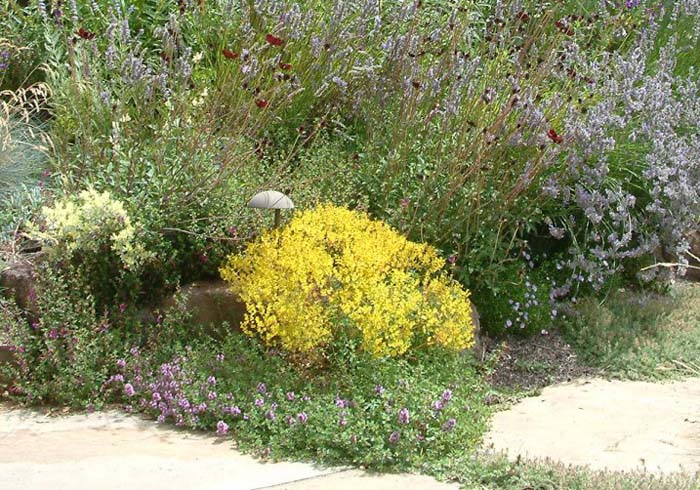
<box><xmin>220</xmin><ymin>204</ymin><xmax>474</xmax><ymax>357</ymax></box>
<box><xmin>30</xmin><ymin>187</ymin><xmax>151</xmax><ymax>270</ymax></box>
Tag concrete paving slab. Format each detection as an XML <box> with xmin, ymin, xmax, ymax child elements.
<box><xmin>261</xmin><ymin>469</ymin><xmax>460</xmax><ymax>489</ymax></box>
<box><xmin>484</xmin><ymin>377</ymin><xmax>700</xmax><ymax>474</ymax></box>
<box><xmin>0</xmin><ymin>404</ymin><xmax>335</xmax><ymax>490</ymax></box>
<box><xmin>0</xmin><ymin>403</ymin><xmax>456</xmax><ymax>490</ymax></box>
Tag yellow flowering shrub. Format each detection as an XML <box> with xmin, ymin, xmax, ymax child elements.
<box><xmin>220</xmin><ymin>204</ymin><xmax>474</xmax><ymax>357</ymax></box>
<box><xmin>28</xmin><ymin>187</ymin><xmax>151</xmax><ymax>270</ymax></box>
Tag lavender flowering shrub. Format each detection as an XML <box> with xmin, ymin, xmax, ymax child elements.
<box><xmin>1</xmin><ymin>0</ymin><xmax>699</xmax><ymax>338</ymax></box>
<box><xmin>544</xmin><ymin>1</ymin><xmax>700</xmax><ymax>296</ymax></box>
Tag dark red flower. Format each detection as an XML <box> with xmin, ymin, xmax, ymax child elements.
<box><xmin>222</xmin><ymin>48</ymin><xmax>239</xmax><ymax>60</ymax></box>
<box><xmin>278</xmin><ymin>62</ymin><xmax>292</xmax><ymax>70</ymax></box>
<box><xmin>265</xmin><ymin>34</ymin><xmax>284</xmax><ymax>47</ymax></box>
<box><xmin>516</xmin><ymin>11</ymin><xmax>529</xmax><ymax>22</ymax></box>
<box><xmin>555</xmin><ymin>20</ymin><xmax>575</xmax><ymax>36</ymax></box>
<box><xmin>76</xmin><ymin>27</ymin><xmax>96</xmax><ymax>40</ymax></box>
<box><xmin>255</xmin><ymin>98</ymin><xmax>269</xmax><ymax>109</ymax></box>
<box><xmin>547</xmin><ymin>129</ymin><xmax>564</xmax><ymax>144</ymax></box>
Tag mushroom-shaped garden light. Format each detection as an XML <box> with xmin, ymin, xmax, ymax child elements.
<box><xmin>247</xmin><ymin>190</ymin><xmax>294</xmax><ymax>228</ymax></box>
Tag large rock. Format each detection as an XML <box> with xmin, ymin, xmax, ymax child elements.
<box><xmin>0</xmin><ymin>255</ymin><xmax>42</xmax><ymax>389</ymax></box>
<box><xmin>470</xmin><ymin>301</ymin><xmax>485</xmax><ymax>361</ymax></box>
<box><xmin>157</xmin><ymin>280</ymin><xmax>246</xmax><ymax>334</ymax></box>
<box><xmin>0</xmin><ymin>253</ymin><xmax>43</xmax><ymax>314</ymax></box>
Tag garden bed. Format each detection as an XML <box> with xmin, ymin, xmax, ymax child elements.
<box><xmin>2</xmin><ymin>0</ymin><xmax>700</xmax><ymax>487</ymax></box>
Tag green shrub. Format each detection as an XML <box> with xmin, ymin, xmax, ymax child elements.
<box><xmin>2</xmin><ymin>267</ymin><xmax>140</xmax><ymax>407</ymax></box>
<box><xmin>473</xmin><ymin>256</ymin><xmax>557</xmax><ymax>337</ymax></box>
<box><xmin>26</xmin><ymin>188</ymin><xmax>150</xmax><ymax>310</ymax></box>
<box><xmin>0</xmin><ymin>14</ymin><xmax>47</xmax><ymax>91</ymax></box>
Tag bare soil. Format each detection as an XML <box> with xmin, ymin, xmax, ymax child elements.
<box><xmin>483</xmin><ymin>329</ymin><xmax>597</xmax><ymax>392</ymax></box>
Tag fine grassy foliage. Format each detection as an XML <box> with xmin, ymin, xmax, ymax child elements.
<box><xmin>560</xmin><ymin>282</ymin><xmax>700</xmax><ymax>380</ymax></box>
<box><xmin>432</xmin><ymin>453</ymin><xmax>700</xmax><ymax>490</ymax></box>
<box><xmin>0</xmin><ymin>82</ymin><xmax>51</xmax><ymax>252</ymax></box>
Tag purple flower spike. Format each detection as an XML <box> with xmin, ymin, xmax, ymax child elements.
<box><xmin>256</xmin><ymin>382</ymin><xmax>267</xmax><ymax>394</ymax></box>
<box><xmin>431</xmin><ymin>400</ymin><xmax>444</xmax><ymax>411</ymax></box>
<box><xmin>398</xmin><ymin>408</ymin><xmax>410</xmax><ymax>425</ymax></box>
<box><xmin>442</xmin><ymin>389</ymin><xmax>452</xmax><ymax>402</ymax></box>
<box><xmin>389</xmin><ymin>431</ymin><xmax>400</xmax><ymax>444</ymax></box>
<box><xmin>124</xmin><ymin>383</ymin><xmax>135</xmax><ymax>397</ymax></box>
<box><xmin>116</xmin><ymin>359</ymin><xmax>126</xmax><ymax>369</ymax></box>
<box><xmin>297</xmin><ymin>412</ymin><xmax>308</xmax><ymax>424</ymax></box>
<box><xmin>216</xmin><ymin>420</ymin><xmax>229</xmax><ymax>436</ymax></box>
<box><xmin>442</xmin><ymin>418</ymin><xmax>456</xmax><ymax>432</ymax></box>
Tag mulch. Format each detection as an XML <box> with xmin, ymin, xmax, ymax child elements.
<box><xmin>482</xmin><ymin>329</ymin><xmax>598</xmax><ymax>392</ymax></box>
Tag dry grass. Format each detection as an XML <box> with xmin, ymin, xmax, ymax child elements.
<box><xmin>559</xmin><ymin>282</ymin><xmax>700</xmax><ymax>380</ymax></box>
<box><xmin>444</xmin><ymin>453</ymin><xmax>700</xmax><ymax>489</ymax></box>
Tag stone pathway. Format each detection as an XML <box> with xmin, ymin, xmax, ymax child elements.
<box><xmin>4</xmin><ymin>377</ymin><xmax>700</xmax><ymax>488</ymax></box>
<box><xmin>485</xmin><ymin>377</ymin><xmax>700</xmax><ymax>474</ymax></box>
<box><xmin>0</xmin><ymin>403</ymin><xmax>457</xmax><ymax>490</ymax></box>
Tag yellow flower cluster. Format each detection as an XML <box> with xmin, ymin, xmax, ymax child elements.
<box><xmin>29</xmin><ymin>187</ymin><xmax>151</xmax><ymax>270</ymax></box>
<box><xmin>220</xmin><ymin>204</ymin><xmax>474</xmax><ymax>357</ymax></box>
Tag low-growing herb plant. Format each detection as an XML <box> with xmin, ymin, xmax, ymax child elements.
<box><xmin>106</xmin><ymin>332</ymin><xmax>492</xmax><ymax>471</ymax></box>
<box><xmin>2</xmin><ymin>267</ymin><xmax>139</xmax><ymax>407</ymax></box>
